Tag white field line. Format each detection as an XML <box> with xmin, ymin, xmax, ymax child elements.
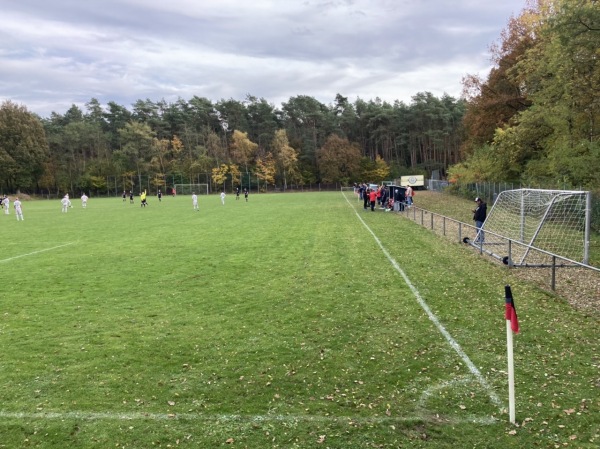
<box><xmin>0</xmin><ymin>242</ymin><xmax>75</xmax><ymax>264</ymax></box>
<box><xmin>0</xmin><ymin>410</ymin><xmax>496</xmax><ymax>425</ymax></box>
<box><xmin>343</xmin><ymin>193</ymin><xmax>503</xmax><ymax>409</ymax></box>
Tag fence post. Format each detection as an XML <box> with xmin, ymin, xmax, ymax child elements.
<box><xmin>458</xmin><ymin>222</ymin><xmax>462</xmax><ymax>243</ymax></box>
<box><xmin>430</xmin><ymin>213</ymin><xmax>434</xmax><ymax>230</ymax></box>
<box><xmin>551</xmin><ymin>256</ymin><xmax>556</xmax><ymax>291</ymax></box>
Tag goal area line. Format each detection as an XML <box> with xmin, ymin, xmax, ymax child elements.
<box><xmin>0</xmin><ymin>410</ymin><xmax>496</xmax><ymax>425</ymax></box>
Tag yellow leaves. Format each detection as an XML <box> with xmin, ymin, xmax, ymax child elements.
<box><xmin>230</xmin><ymin>130</ymin><xmax>258</xmax><ymax>166</ymax></box>
<box><xmin>255</xmin><ymin>153</ymin><xmax>276</xmax><ymax>186</ymax></box>
<box><xmin>211</xmin><ymin>164</ymin><xmax>229</xmax><ymax>187</ymax></box>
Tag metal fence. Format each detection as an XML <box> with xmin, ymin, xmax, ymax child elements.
<box><xmin>428</xmin><ymin>179</ymin><xmax>600</xmax><ymax>233</ymax></box>
<box><xmin>399</xmin><ymin>205</ymin><xmax>600</xmax><ymax>313</ymax></box>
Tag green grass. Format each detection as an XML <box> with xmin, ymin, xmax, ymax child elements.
<box><xmin>0</xmin><ymin>192</ymin><xmax>598</xmax><ymax>448</ymax></box>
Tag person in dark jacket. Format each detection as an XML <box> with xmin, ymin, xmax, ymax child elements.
<box><xmin>473</xmin><ymin>197</ymin><xmax>487</xmax><ymax>243</ymax></box>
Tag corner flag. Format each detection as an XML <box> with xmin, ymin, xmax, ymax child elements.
<box><xmin>504</xmin><ymin>285</ymin><xmax>519</xmax><ymax>424</ymax></box>
<box><xmin>505</xmin><ymin>285</ymin><xmax>519</xmax><ymax>334</ymax></box>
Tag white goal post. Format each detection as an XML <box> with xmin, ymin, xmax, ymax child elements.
<box><xmin>341</xmin><ymin>186</ymin><xmax>360</xmax><ymax>201</ymax></box>
<box><xmin>480</xmin><ymin>189</ymin><xmax>591</xmax><ymax>265</ymax></box>
<box><xmin>174</xmin><ymin>184</ymin><xmax>209</xmax><ymax>195</ymax></box>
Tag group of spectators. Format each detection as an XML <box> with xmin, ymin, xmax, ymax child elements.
<box><xmin>354</xmin><ymin>183</ymin><xmax>414</xmax><ymax>212</ymax></box>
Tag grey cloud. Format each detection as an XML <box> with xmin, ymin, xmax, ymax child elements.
<box><xmin>1</xmin><ymin>0</ymin><xmax>525</xmax><ymax>117</ymax></box>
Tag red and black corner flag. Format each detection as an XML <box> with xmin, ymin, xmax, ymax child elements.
<box><xmin>505</xmin><ymin>285</ymin><xmax>520</xmax><ymax>334</ymax></box>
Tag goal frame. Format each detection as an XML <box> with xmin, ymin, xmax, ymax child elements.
<box><xmin>174</xmin><ymin>184</ymin><xmax>209</xmax><ymax>195</ymax></box>
<box><xmin>482</xmin><ymin>188</ymin><xmax>591</xmax><ymax>265</ymax></box>
<box><xmin>340</xmin><ymin>186</ymin><xmax>360</xmax><ymax>201</ymax></box>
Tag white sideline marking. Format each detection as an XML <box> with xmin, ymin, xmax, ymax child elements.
<box><xmin>343</xmin><ymin>193</ymin><xmax>502</xmax><ymax>409</ymax></box>
<box><xmin>0</xmin><ymin>410</ymin><xmax>495</xmax><ymax>425</ymax></box>
<box><xmin>0</xmin><ymin>243</ymin><xmax>75</xmax><ymax>264</ymax></box>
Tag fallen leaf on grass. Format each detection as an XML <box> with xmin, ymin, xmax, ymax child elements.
<box><xmin>317</xmin><ymin>435</ymin><xmax>326</xmax><ymax>444</ymax></box>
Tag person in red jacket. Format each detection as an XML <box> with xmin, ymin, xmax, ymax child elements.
<box><xmin>369</xmin><ymin>188</ymin><xmax>377</xmax><ymax>211</ymax></box>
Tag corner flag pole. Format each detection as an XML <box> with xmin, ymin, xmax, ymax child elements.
<box><xmin>505</xmin><ymin>285</ymin><xmax>519</xmax><ymax>424</ymax></box>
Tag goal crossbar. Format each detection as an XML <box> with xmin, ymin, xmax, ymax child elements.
<box><xmin>174</xmin><ymin>184</ymin><xmax>209</xmax><ymax>195</ymax></box>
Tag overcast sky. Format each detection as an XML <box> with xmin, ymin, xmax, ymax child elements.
<box><xmin>1</xmin><ymin>0</ymin><xmax>525</xmax><ymax>118</ymax></box>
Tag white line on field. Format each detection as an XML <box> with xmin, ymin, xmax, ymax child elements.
<box><xmin>0</xmin><ymin>410</ymin><xmax>496</xmax><ymax>425</ymax></box>
<box><xmin>343</xmin><ymin>193</ymin><xmax>502</xmax><ymax>409</ymax></box>
<box><xmin>0</xmin><ymin>242</ymin><xmax>75</xmax><ymax>264</ymax></box>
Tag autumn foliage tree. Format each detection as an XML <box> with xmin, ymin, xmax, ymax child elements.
<box><xmin>230</xmin><ymin>130</ymin><xmax>258</xmax><ymax>172</ymax></box>
<box><xmin>211</xmin><ymin>164</ymin><xmax>229</xmax><ymax>191</ymax></box>
<box><xmin>271</xmin><ymin>129</ymin><xmax>300</xmax><ymax>189</ymax></box>
<box><xmin>453</xmin><ymin>0</ymin><xmax>600</xmax><ymax>188</ymax></box>
<box><xmin>255</xmin><ymin>153</ymin><xmax>276</xmax><ymax>190</ymax></box>
<box><xmin>460</xmin><ymin>10</ymin><xmax>534</xmax><ymax>158</ymax></box>
<box><xmin>0</xmin><ymin>101</ymin><xmax>49</xmax><ymax>192</ymax></box>
<box><xmin>316</xmin><ymin>134</ymin><xmax>361</xmax><ymax>184</ymax></box>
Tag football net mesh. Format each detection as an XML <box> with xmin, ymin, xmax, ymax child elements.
<box><xmin>481</xmin><ymin>189</ymin><xmax>590</xmax><ymax>265</ymax></box>
<box><xmin>174</xmin><ymin>184</ymin><xmax>209</xmax><ymax>195</ymax></box>
<box><xmin>341</xmin><ymin>186</ymin><xmax>361</xmax><ymax>201</ymax></box>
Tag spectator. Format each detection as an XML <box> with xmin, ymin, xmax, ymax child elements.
<box><xmin>473</xmin><ymin>197</ymin><xmax>487</xmax><ymax>243</ymax></box>
<box><xmin>369</xmin><ymin>188</ymin><xmax>377</xmax><ymax>211</ymax></box>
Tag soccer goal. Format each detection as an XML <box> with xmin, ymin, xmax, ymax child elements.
<box><xmin>341</xmin><ymin>186</ymin><xmax>360</xmax><ymax>201</ymax></box>
<box><xmin>478</xmin><ymin>189</ymin><xmax>591</xmax><ymax>266</ymax></box>
<box><xmin>174</xmin><ymin>184</ymin><xmax>209</xmax><ymax>195</ymax></box>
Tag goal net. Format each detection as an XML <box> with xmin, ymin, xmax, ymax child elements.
<box><xmin>480</xmin><ymin>189</ymin><xmax>590</xmax><ymax>265</ymax></box>
<box><xmin>341</xmin><ymin>186</ymin><xmax>360</xmax><ymax>201</ymax></box>
<box><xmin>174</xmin><ymin>184</ymin><xmax>209</xmax><ymax>195</ymax></box>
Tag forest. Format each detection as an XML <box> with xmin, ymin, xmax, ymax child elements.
<box><xmin>0</xmin><ymin>0</ymin><xmax>598</xmax><ymax>196</ymax></box>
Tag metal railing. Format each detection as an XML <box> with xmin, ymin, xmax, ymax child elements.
<box><xmin>399</xmin><ymin>205</ymin><xmax>600</xmax><ymax>308</ymax></box>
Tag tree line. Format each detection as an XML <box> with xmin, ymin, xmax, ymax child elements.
<box><xmin>0</xmin><ymin>91</ymin><xmax>464</xmax><ymax>195</ymax></box>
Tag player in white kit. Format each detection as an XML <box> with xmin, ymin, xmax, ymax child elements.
<box><xmin>14</xmin><ymin>197</ymin><xmax>23</xmax><ymax>221</ymax></box>
<box><xmin>61</xmin><ymin>194</ymin><xmax>71</xmax><ymax>213</ymax></box>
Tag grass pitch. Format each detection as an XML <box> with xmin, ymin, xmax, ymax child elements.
<box><xmin>0</xmin><ymin>192</ymin><xmax>597</xmax><ymax>448</ymax></box>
